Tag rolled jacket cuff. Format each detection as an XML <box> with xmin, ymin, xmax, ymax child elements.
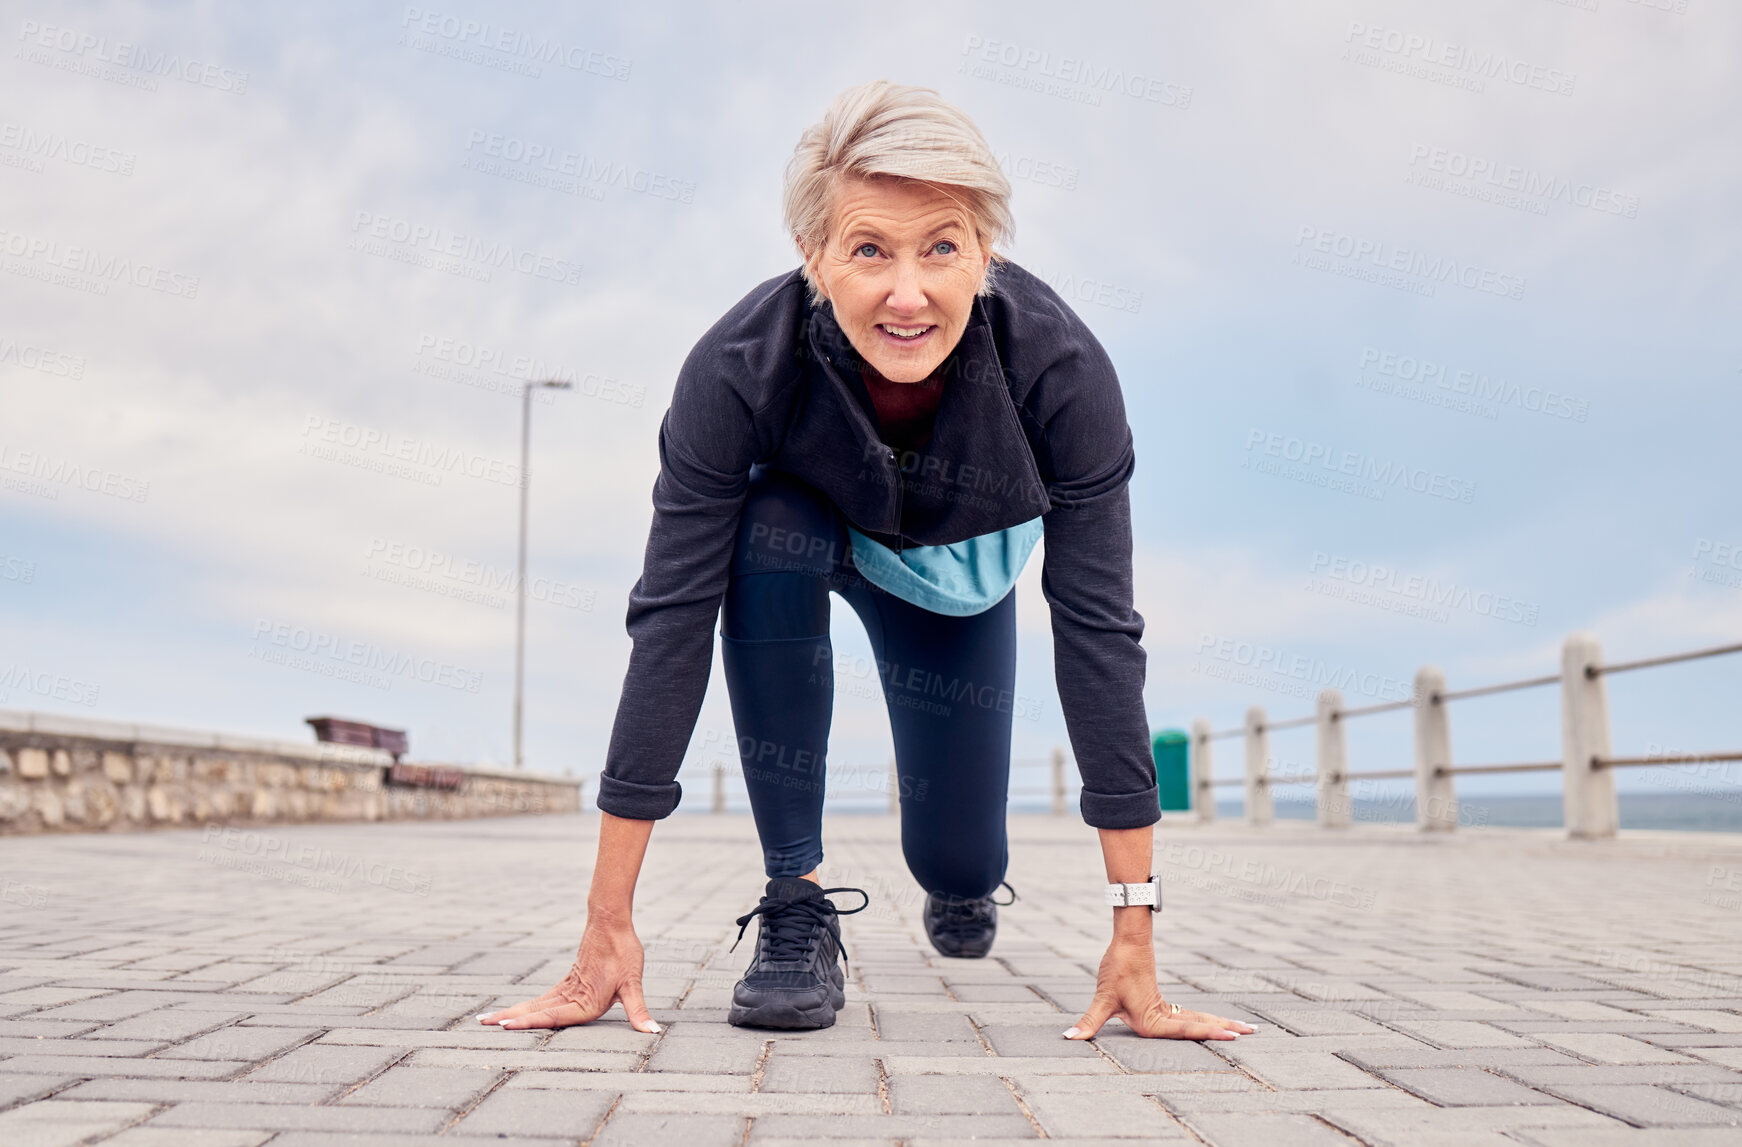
<box><xmin>1078</xmin><ymin>782</ymin><xmax>1161</xmax><ymax>830</ymax></box>
<box><xmin>596</xmin><ymin>773</ymin><xmax>683</xmax><ymax>820</ymax></box>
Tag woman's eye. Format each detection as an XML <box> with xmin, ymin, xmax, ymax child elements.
<box><xmin>855</xmin><ymin>243</ymin><xmax>879</xmax><ymax>258</ymax></box>
<box><xmin>934</xmin><ymin>240</ymin><xmax>957</xmax><ymax>255</ymax></box>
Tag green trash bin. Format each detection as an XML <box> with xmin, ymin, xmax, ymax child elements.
<box><xmin>1152</xmin><ymin>729</ymin><xmax>1191</xmax><ymax>812</ymax></box>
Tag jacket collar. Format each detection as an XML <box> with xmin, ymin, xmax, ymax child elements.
<box><xmin>795</xmin><ymin>297</ymin><xmax>1047</xmax><ymax>544</ymax></box>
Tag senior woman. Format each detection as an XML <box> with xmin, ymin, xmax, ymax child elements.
<box><xmin>481</xmin><ymin>81</ymin><xmax>1251</xmax><ymax>1043</ymax></box>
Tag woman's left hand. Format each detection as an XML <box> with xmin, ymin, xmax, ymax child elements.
<box><xmin>1064</xmin><ymin>935</ymin><xmax>1254</xmax><ymax>1041</ymax></box>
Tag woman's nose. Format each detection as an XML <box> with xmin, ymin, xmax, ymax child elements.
<box><xmin>883</xmin><ymin>260</ymin><xmax>927</xmax><ymax>315</ymax></box>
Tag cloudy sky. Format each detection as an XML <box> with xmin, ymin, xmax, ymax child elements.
<box><xmin>4</xmin><ymin>0</ymin><xmax>1738</xmax><ymax>812</ymax></box>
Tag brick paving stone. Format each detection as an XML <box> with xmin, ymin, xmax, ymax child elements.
<box><xmin>1215</xmin><ymin>1049</ymin><xmax>1388</xmax><ymax>1090</ymax></box>
<box><xmin>750</xmin><ymin>1113</ymin><xmax>1037</xmax><ymax>1139</ymax></box>
<box><xmin>100</xmin><ymin>1130</ymin><xmax>274</xmax><ymax>1147</ymax></box>
<box><xmin>98</xmin><ymin>1008</ymin><xmax>249</xmax><ymax>1041</ymax></box>
<box><xmin>980</xmin><ymin>1023</ymin><xmax>1101</xmax><ymax>1058</ymax></box>
<box><xmin>1377</xmin><ymin>1067</ymin><xmax>1564</xmax><ymax>1106</ymax></box>
<box><xmin>1092</xmin><ymin>1030</ymin><xmax>1240</xmax><ymax>1073</ymax></box>
<box><xmin>888</xmin><ymin>1073</ymin><xmax>1020</xmax><ymax>1114</ymax></box>
<box><xmin>502</xmin><ymin>1070</ymin><xmax>749</xmax><ymax>1092</ymax></box>
<box><xmin>61</xmin><ymin>1077</ymin><xmax>340</xmax><ymax>1104</ymax></box>
<box><xmin>1532</xmin><ymin>1033</ymin><xmax>1699</xmax><ymax>1064</ymax></box>
<box><xmin>1535</xmin><ymin>1083</ymin><xmax>1742</xmax><ymax>1126</ymax></box>
<box><xmin>143</xmin><ymin>1101</ymin><xmax>451</xmax><ymax>1132</ymax></box>
<box><xmin>336</xmin><ymin>1064</ymin><xmax>501</xmax><ymax>1107</ymax></box>
<box><xmin>1499</xmin><ymin>1064</ymin><xmax>1742</xmax><ymax>1087</ymax></box>
<box><xmin>1181</xmin><ymin>1112</ymin><xmax>1361</xmax><ymax>1145</ymax></box>
<box><xmin>6</xmin><ymin>813</ymin><xmax>1742</xmax><ymax>1143</ymax></box>
<box><xmin>1022</xmin><ymin>1091</ymin><xmax>1190</xmax><ymax>1138</ymax></box>
<box><xmin>158</xmin><ymin>1024</ymin><xmax>322</xmax><ymax>1062</ymax></box>
<box><xmin>1513</xmin><ymin>1132</ymin><xmax>1742</xmax><ymax>1147</ymax></box>
<box><xmin>244</xmin><ymin>1043</ymin><xmax>405</xmax><ymax>1084</ymax></box>
<box><xmin>594</xmin><ymin>1112</ymin><xmax>747</xmax><ymax>1147</ymax></box>
<box><xmin>450</xmin><ymin>1087</ymin><xmax>617</xmax><ymax>1137</ymax></box>
<box><xmin>759</xmin><ymin>1051</ymin><xmax>879</xmax><ymax>1094</ymax></box>
<box><xmin>0</xmin><ymin>1072</ymin><xmax>75</xmax><ymax>1107</ymax></box>
<box><xmin>872</xmin><ymin>1009</ymin><xmax>980</xmax><ymax>1042</ymax></box>
<box><xmin>1385</xmin><ymin>1020</ymin><xmax>1541</xmax><ymax>1048</ymax></box>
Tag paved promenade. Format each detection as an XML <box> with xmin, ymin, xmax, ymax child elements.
<box><xmin>2</xmin><ymin>813</ymin><xmax>1741</xmax><ymax>1146</ymax></box>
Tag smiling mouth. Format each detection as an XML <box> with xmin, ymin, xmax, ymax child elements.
<box><xmin>877</xmin><ymin>323</ymin><xmax>936</xmax><ymax>342</ymax></box>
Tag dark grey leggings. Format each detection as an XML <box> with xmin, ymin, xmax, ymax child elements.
<box><xmin>721</xmin><ymin>468</ymin><xmax>1016</xmax><ymax>899</ymax></box>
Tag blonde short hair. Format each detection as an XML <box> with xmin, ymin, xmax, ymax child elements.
<box><xmin>784</xmin><ymin>80</ymin><xmax>1012</xmax><ymax>302</ymax></box>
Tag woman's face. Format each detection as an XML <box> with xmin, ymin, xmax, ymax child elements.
<box><xmin>806</xmin><ymin>176</ymin><xmax>991</xmax><ymax>385</ymax></box>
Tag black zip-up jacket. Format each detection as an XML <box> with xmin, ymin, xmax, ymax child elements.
<box><xmin>595</xmin><ymin>261</ymin><xmax>1160</xmax><ymax>830</ymax></box>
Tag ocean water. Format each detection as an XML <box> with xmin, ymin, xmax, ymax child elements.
<box><xmin>1212</xmin><ymin>792</ymin><xmax>1742</xmax><ymax>833</ymax></box>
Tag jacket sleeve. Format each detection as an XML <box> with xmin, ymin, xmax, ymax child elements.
<box><xmin>594</xmin><ymin>341</ymin><xmax>763</xmax><ymax>820</ymax></box>
<box><xmin>1034</xmin><ymin>348</ymin><xmax>1161</xmax><ymax>830</ymax></box>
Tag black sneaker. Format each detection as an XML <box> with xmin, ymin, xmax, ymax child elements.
<box><xmin>727</xmin><ymin>878</ymin><xmax>867</xmax><ymax>1030</ymax></box>
<box><xmin>924</xmin><ymin>881</ymin><xmax>1017</xmax><ymax>959</ymax></box>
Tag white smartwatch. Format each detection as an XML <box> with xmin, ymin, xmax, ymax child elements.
<box><xmin>1104</xmin><ymin>875</ymin><xmax>1163</xmax><ymax>912</ymax></box>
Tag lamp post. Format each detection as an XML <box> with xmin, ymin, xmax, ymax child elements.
<box><xmin>514</xmin><ymin>377</ymin><xmax>570</xmax><ymax>769</ymax></box>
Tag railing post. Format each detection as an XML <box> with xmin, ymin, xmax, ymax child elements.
<box><xmin>1050</xmin><ymin>747</ymin><xmax>1066</xmax><ymax>816</ymax></box>
<box><xmin>1190</xmin><ymin>717</ymin><xmax>1215</xmax><ymax>824</ymax></box>
<box><xmin>1244</xmin><ymin>706</ymin><xmax>1273</xmax><ymax>827</ymax></box>
<box><xmin>711</xmin><ymin>762</ymin><xmax>725</xmax><ymax>815</ymax></box>
<box><xmin>1413</xmin><ymin>667</ymin><xmax>1456</xmax><ymax>831</ymax></box>
<box><xmin>1316</xmin><ymin>689</ymin><xmax>1350</xmax><ymax>829</ymax></box>
<box><xmin>1562</xmin><ymin>631</ymin><xmax>1617</xmax><ymax>839</ymax></box>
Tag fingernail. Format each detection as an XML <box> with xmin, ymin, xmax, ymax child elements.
<box><xmin>1062</xmin><ymin>1027</ymin><xmax>1080</xmax><ymax>1039</ymax></box>
<box><xmin>498</xmin><ymin>1020</ymin><xmax>513</xmax><ymax>1027</ymax></box>
<box><xmin>641</xmin><ymin>1021</ymin><xmax>662</xmax><ymax>1033</ymax></box>
<box><xmin>476</xmin><ymin>1013</ymin><xmax>491</xmax><ymax>1022</ymax></box>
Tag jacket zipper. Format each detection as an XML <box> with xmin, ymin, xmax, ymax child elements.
<box><xmin>888</xmin><ymin>446</ymin><xmax>904</xmax><ymax>555</ymax></box>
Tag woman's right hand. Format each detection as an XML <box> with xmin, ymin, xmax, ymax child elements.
<box><xmin>477</xmin><ymin>916</ymin><xmax>661</xmax><ymax>1032</ymax></box>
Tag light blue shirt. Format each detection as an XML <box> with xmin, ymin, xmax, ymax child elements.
<box><xmin>846</xmin><ymin>518</ymin><xmax>1044</xmax><ymax>617</ymax></box>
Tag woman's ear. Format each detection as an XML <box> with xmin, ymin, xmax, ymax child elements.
<box><xmin>798</xmin><ymin>234</ymin><xmax>829</xmax><ymax>302</ymax></box>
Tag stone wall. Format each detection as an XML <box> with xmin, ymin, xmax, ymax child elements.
<box><xmin>0</xmin><ymin>709</ymin><xmax>584</xmax><ymax>835</ymax></box>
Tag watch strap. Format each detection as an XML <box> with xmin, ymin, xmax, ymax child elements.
<box><xmin>1104</xmin><ymin>875</ymin><xmax>1162</xmax><ymax>911</ymax></box>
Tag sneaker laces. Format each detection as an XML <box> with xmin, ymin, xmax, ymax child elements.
<box><xmin>732</xmin><ymin>886</ymin><xmax>868</xmax><ymax>963</ymax></box>
<box><xmin>933</xmin><ymin>881</ymin><xmax>1017</xmax><ymax>935</ymax></box>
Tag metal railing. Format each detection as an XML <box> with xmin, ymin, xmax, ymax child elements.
<box><xmin>686</xmin><ymin>746</ymin><xmax>1080</xmax><ymax>816</ymax></box>
<box><xmin>1189</xmin><ymin>631</ymin><xmax>1741</xmax><ymax>839</ymax></box>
